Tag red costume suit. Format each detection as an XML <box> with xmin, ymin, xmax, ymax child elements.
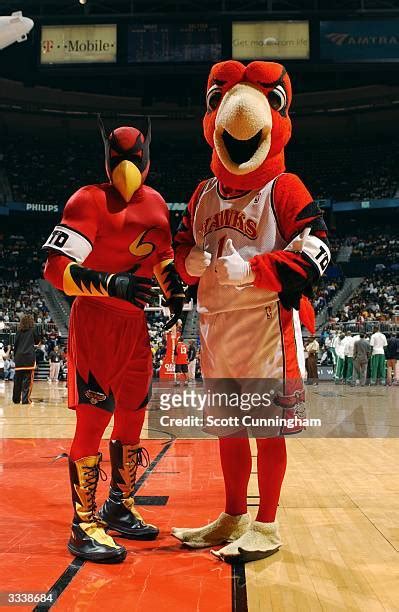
<box><xmin>171</xmin><ymin>61</ymin><xmax>330</xmax><ymax>563</ymax></box>
<box><xmin>43</xmin><ymin>121</ymin><xmax>184</xmax><ymax>564</ymax></box>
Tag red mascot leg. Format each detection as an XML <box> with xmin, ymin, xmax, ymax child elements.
<box><xmin>219</xmin><ymin>436</ymin><xmax>252</xmax><ymax>516</ymax></box>
<box><xmin>98</xmin><ymin>402</ymin><xmax>159</xmax><ymax>540</ymax></box>
<box><xmin>69</xmin><ymin>403</ymin><xmax>112</xmax><ymax>461</ymax></box>
<box><xmin>110</xmin><ymin>404</ymin><xmax>146</xmax><ymax>445</ymax></box>
<box><xmin>255</xmin><ymin>436</ymin><xmax>287</xmax><ymax>523</ymax></box>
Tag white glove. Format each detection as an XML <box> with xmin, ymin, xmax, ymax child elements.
<box><xmin>185</xmin><ymin>246</ymin><xmax>212</xmax><ymax>277</ymax></box>
<box><xmin>216</xmin><ymin>239</ymin><xmax>255</xmax><ymax>286</ymax></box>
<box><xmin>285</xmin><ymin>227</ymin><xmax>311</xmax><ymax>252</ymax></box>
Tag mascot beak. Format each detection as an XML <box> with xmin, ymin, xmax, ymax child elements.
<box><xmin>214</xmin><ymin>83</ymin><xmax>272</xmax><ymax>175</ymax></box>
<box><xmin>111</xmin><ymin>160</ymin><xmax>142</xmax><ymax>202</ymax></box>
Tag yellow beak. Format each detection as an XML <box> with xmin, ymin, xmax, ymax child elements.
<box><xmin>111</xmin><ymin>160</ymin><xmax>142</xmax><ymax>202</ymax></box>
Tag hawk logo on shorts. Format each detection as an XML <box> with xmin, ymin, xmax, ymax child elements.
<box><xmin>265</xmin><ymin>306</ymin><xmax>273</xmax><ymax>319</ymax></box>
<box><xmin>85</xmin><ymin>390</ymin><xmax>107</xmax><ymax>405</ymax></box>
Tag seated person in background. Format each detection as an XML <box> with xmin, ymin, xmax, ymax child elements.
<box><xmin>4</xmin><ymin>351</ymin><xmax>15</xmax><ymax>382</ymax></box>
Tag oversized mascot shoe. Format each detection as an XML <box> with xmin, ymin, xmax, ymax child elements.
<box><xmin>68</xmin><ymin>454</ymin><xmax>126</xmax><ymax>563</ymax></box>
<box><xmin>211</xmin><ymin>520</ymin><xmax>282</xmax><ymax>564</ymax></box>
<box><xmin>98</xmin><ymin>441</ymin><xmax>159</xmax><ymax>541</ymax></box>
<box><xmin>171</xmin><ymin>512</ymin><xmax>251</xmax><ymax>549</ymax></box>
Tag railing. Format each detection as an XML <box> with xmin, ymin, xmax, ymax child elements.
<box><xmin>0</xmin><ymin>322</ymin><xmax>59</xmax><ymax>346</ymax></box>
<box><xmin>325</xmin><ymin>321</ymin><xmax>398</xmax><ymax>334</ymax></box>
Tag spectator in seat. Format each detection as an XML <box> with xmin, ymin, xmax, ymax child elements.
<box><xmin>4</xmin><ymin>352</ymin><xmax>15</xmax><ymax>382</ymax></box>
<box><xmin>0</xmin><ymin>342</ymin><xmax>10</xmax><ymax>379</ymax></box>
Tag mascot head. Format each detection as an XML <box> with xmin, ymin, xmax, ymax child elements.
<box><xmin>203</xmin><ymin>61</ymin><xmax>292</xmax><ymax>191</ymax></box>
<box><xmin>99</xmin><ymin>117</ymin><xmax>151</xmax><ymax>202</ymax></box>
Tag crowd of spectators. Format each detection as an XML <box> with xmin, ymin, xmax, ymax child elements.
<box><xmin>0</xmin><ymin>229</ymin><xmax>47</xmax><ymax>281</ymax></box>
<box><xmin>332</xmin><ymin>273</ymin><xmax>398</xmax><ymax>325</ymax></box>
<box><xmin>287</xmin><ymin>141</ymin><xmax>398</xmax><ymax>201</ymax></box>
<box><xmin>1</xmin><ymin>136</ymin><xmax>210</xmax><ymax>206</ymax></box>
<box><xmin>1</xmin><ymin>136</ymin><xmax>398</xmax><ymax>205</ymax></box>
<box><xmin>349</xmin><ymin>235</ymin><xmax>399</xmax><ymax>262</ymax></box>
<box><xmin>313</xmin><ymin>276</ymin><xmax>344</xmax><ymax>315</ymax></box>
<box><xmin>146</xmin><ymin>311</ymin><xmax>168</xmax><ymax>373</ymax></box>
<box><xmin>0</xmin><ymin>229</ymin><xmax>59</xmax><ymax>350</ymax></box>
<box><xmin>0</xmin><ymin>280</ymin><xmax>55</xmax><ymax>328</ymax></box>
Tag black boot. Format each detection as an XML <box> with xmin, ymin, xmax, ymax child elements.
<box><xmin>68</xmin><ymin>454</ymin><xmax>127</xmax><ymax>563</ymax></box>
<box><xmin>98</xmin><ymin>441</ymin><xmax>159</xmax><ymax>540</ymax></box>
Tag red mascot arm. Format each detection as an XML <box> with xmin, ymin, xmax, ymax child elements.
<box><xmin>173</xmin><ymin>180</ymin><xmax>208</xmax><ymax>285</ymax></box>
<box><xmin>250</xmin><ymin>174</ymin><xmax>331</xmax><ymax>333</ymax></box>
<box><xmin>152</xmin><ymin>200</ymin><xmax>185</xmax><ymax>302</ymax></box>
<box><xmin>43</xmin><ymin>187</ymin><xmax>126</xmax><ymax>298</ymax></box>
<box><xmin>42</xmin><ymin>186</ymin><xmax>113</xmax><ymax>297</ymax></box>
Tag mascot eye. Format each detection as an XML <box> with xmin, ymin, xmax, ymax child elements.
<box><xmin>268</xmin><ymin>85</ymin><xmax>287</xmax><ymax>112</ymax></box>
<box><xmin>206</xmin><ymin>85</ymin><xmax>223</xmax><ymax>112</ymax></box>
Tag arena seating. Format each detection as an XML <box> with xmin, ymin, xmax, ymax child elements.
<box><xmin>332</xmin><ymin>272</ymin><xmax>397</xmax><ymax>325</ymax></box>
<box><xmin>313</xmin><ymin>276</ymin><xmax>344</xmax><ymax>315</ymax></box>
<box><xmin>1</xmin><ymin>136</ymin><xmax>398</xmax><ymax>205</ymax></box>
<box><xmin>286</xmin><ymin>140</ymin><xmax>399</xmax><ymax>201</ymax></box>
<box><xmin>349</xmin><ymin>235</ymin><xmax>398</xmax><ymax>262</ymax></box>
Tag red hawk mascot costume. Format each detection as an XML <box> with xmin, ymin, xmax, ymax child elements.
<box><xmin>172</xmin><ymin>61</ymin><xmax>330</xmax><ymax>563</ymax></box>
<box><xmin>43</xmin><ymin>120</ymin><xmax>184</xmax><ymax>563</ymax></box>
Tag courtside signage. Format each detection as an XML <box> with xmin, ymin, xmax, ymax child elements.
<box><xmin>232</xmin><ymin>21</ymin><xmax>309</xmax><ymax>60</ymax></box>
<box><xmin>41</xmin><ymin>24</ymin><xmax>117</xmax><ymax>64</ymax></box>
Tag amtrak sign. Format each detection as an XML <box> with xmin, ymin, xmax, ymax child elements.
<box><xmin>320</xmin><ymin>21</ymin><xmax>399</xmax><ymax>62</ymax></box>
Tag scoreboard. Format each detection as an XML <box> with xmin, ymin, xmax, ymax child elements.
<box><xmin>127</xmin><ymin>23</ymin><xmax>222</xmax><ymax>63</ymax></box>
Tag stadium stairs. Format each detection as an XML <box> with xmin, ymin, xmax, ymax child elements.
<box><xmin>183</xmin><ymin>308</ymin><xmax>199</xmax><ymax>340</ymax></box>
<box><xmin>38</xmin><ymin>279</ymin><xmax>70</xmax><ymax>339</ymax></box>
<box><xmin>316</xmin><ymin>277</ymin><xmax>364</xmax><ymax>330</ymax></box>
<box><xmin>35</xmin><ymin>360</ymin><xmax>50</xmax><ymax>381</ymax></box>
<box><xmin>336</xmin><ymin>244</ymin><xmax>353</xmax><ymax>263</ymax></box>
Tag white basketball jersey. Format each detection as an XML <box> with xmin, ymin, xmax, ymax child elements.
<box><xmin>193</xmin><ymin>176</ymin><xmax>287</xmax><ymax>314</ymax></box>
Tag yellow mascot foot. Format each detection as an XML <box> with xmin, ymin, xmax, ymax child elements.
<box><xmin>171</xmin><ymin>512</ymin><xmax>251</xmax><ymax>549</ymax></box>
<box><xmin>210</xmin><ymin>520</ymin><xmax>281</xmax><ymax>563</ymax></box>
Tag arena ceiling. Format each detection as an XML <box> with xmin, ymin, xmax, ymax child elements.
<box><xmin>2</xmin><ymin>0</ymin><xmax>399</xmax><ymax>16</ymax></box>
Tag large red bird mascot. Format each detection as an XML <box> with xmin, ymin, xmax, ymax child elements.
<box><xmin>172</xmin><ymin>61</ymin><xmax>330</xmax><ymax>563</ymax></box>
<box><xmin>43</xmin><ymin>120</ymin><xmax>184</xmax><ymax>563</ymax></box>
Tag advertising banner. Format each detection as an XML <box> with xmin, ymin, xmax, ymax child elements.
<box><xmin>232</xmin><ymin>21</ymin><xmax>309</xmax><ymax>60</ymax></box>
<box><xmin>320</xmin><ymin>21</ymin><xmax>399</xmax><ymax>62</ymax></box>
<box><xmin>41</xmin><ymin>24</ymin><xmax>117</xmax><ymax>64</ymax></box>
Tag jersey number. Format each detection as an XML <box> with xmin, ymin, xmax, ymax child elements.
<box><xmin>47</xmin><ymin>229</ymin><xmax>69</xmax><ymax>249</ymax></box>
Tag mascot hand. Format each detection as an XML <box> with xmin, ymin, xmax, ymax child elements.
<box><xmin>185</xmin><ymin>246</ymin><xmax>212</xmax><ymax>277</ymax></box>
<box><xmin>163</xmin><ymin>296</ymin><xmax>185</xmax><ymax>331</ymax></box>
<box><xmin>216</xmin><ymin>239</ymin><xmax>255</xmax><ymax>286</ymax></box>
<box><xmin>107</xmin><ymin>272</ymin><xmax>155</xmax><ymax>309</ymax></box>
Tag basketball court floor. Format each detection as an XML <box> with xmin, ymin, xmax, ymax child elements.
<box><xmin>0</xmin><ymin>380</ymin><xmax>398</xmax><ymax>611</ymax></box>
